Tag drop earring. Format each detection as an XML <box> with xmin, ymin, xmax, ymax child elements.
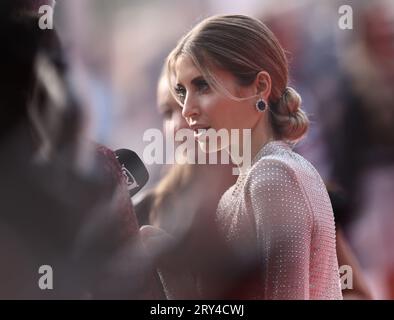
<box><xmin>256</xmin><ymin>98</ymin><xmax>267</xmax><ymax>112</ymax></box>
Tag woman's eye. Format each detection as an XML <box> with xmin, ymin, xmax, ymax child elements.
<box><xmin>196</xmin><ymin>80</ymin><xmax>209</xmax><ymax>93</ymax></box>
<box><xmin>175</xmin><ymin>86</ymin><xmax>186</xmax><ymax>103</ymax></box>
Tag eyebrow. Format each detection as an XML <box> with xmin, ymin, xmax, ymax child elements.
<box><xmin>176</xmin><ymin>75</ymin><xmax>206</xmax><ymax>88</ymax></box>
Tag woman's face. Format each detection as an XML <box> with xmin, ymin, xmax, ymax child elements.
<box><xmin>174</xmin><ymin>55</ymin><xmax>260</xmax><ymax>151</ymax></box>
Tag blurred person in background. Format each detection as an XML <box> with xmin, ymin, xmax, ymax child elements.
<box><xmin>327</xmin><ymin>184</ymin><xmax>372</xmax><ymax>299</ymax></box>
<box><xmin>136</xmin><ymin>66</ymin><xmax>237</xmax><ymax>298</ymax></box>
<box><xmin>262</xmin><ymin>5</ymin><xmax>373</xmax><ymax>299</ymax></box>
<box><xmin>335</xmin><ymin>1</ymin><xmax>394</xmax><ymax>299</ymax></box>
<box><xmin>136</xmin><ymin>66</ymin><xmax>236</xmax><ymax>231</ymax></box>
<box><xmin>264</xmin><ymin>0</ymin><xmax>393</xmax><ymax>298</ymax></box>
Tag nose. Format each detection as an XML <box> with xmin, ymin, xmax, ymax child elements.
<box><xmin>182</xmin><ymin>93</ymin><xmax>200</xmax><ymax>120</ymax></box>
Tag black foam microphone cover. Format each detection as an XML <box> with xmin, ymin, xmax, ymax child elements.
<box><xmin>115</xmin><ymin>149</ymin><xmax>149</xmax><ymax>198</ymax></box>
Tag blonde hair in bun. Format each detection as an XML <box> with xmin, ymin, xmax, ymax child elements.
<box><xmin>269</xmin><ymin>86</ymin><xmax>309</xmax><ymax>142</ymax></box>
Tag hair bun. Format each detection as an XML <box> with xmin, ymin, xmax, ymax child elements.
<box><xmin>270</xmin><ymin>86</ymin><xmax>309</xmax><ymax>142</ymax></box>
<box><xmin>281</xmin><ymin>86</ymin><xmax>301</xmax><ymax>114</ymax></box>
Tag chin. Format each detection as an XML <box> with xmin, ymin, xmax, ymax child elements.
<box><xmin>197</xmin><ymin>138</ymin><xmax>230</xmax><ymax>154</ymax></box>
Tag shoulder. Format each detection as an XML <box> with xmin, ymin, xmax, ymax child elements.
<box><xmin>245</xmin><ymin>155</ymin><xmax>299</xmax><ymax>193</ymax></box>
<box><xmin>243</xmin><ymin>155</ymin><xmax>313</xmax><ymax>226</ymax></box>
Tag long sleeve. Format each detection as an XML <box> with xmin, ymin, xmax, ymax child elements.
<box><xmin>216</xmin><ymin>141</ymin><xmax>342</xmax><ymax>299</ymax></box>
<box><xmin>244</xmin><ymin>158</ymin><xmax>313</xmax><ymax>299</ymax></box>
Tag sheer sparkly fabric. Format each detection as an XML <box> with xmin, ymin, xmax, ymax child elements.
<box><xmin>216</xmin><ymin>140</ymin><xmax>343</xmax><ymax>299</ymax></box>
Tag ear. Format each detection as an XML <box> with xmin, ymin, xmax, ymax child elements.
<box><xmin>254</xmin><ymin>71</ymin><xmax>272</xmax><ymax>101</ymax></box>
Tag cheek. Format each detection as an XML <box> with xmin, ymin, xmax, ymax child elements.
<box><xmin>199</xmin><ymin>96</ymin><xmax>229</xmax><ymax>124</ymax></box>
<box><xmin>173</xmin><ymin>111</ymin><xmax>189</xmax><ymax>131</ymax></box>
<box><xmin>226</xmin><ymin>102</ymin><xmax>258</xmax><ymax>129</ymax></box>
<box><xmin>202</xmin><ymin>96</ymin><xmax>252</xmax><ymax>129</ymax></box>
<box><xmin>163</xmin><ymin>119</ymin><xmax>175</xmax><ymax>137</ymax></box>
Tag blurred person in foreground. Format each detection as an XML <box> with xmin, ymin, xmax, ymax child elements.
<box><xmin>0</xmin><ymin>0</ymin><xmax>163</xmax><ymax>299</ymax></box>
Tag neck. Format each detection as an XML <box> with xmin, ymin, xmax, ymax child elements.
<box><xmin>249</xmin><ymin>115</ymin><xmax>275</xmax><ymax>161</ymax></box>
<box><xmin>226</xmin><ymin>116</ymin><xmax>274</xmax><ymax>174</ymax></box>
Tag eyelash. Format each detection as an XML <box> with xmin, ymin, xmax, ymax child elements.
<box><xmin>175</xmin><ymin>80</ymin><xmax>210</xmax><ymax>105</ymax></box>
<box><xmin>175</xmin><ymin>86</ymin><xmax>186</xmax><ymax>104</ymax></box>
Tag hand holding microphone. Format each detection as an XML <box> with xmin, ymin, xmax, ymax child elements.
<box><xmin>81</xmin><ymin>145</ymin><xmax>165</xmax><ymax>299</ymax></box>
<box><xmin>114</xmin><ymin>147</ymin><xmax>197</xmax><ymax>298</ymax></box>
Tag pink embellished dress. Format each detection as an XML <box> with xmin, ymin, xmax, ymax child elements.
<box><xmin>215</xmin><ymin>140</ymin><xmax>343</xmax><ymax>299</ymax></box>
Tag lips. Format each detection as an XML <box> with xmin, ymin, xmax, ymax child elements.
<box><xmin>189</xmin><ymin>124</ymin><xmax>211</xmax><ymax>140</ymax></box>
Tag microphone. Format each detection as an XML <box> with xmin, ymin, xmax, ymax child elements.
<box><xmin>114</xmin><ymin>148</ymin><xmax>167</xmax><ymax>299</ymax></box>
<box><xmin>115</xmin><ymin>149</ymin><xmax>149</xmax><ymax>198</ymax></box>
<box><xmin>93</xmin><ymin>145</ymin><xmax>165</xmax><ymax>299</ymax></box>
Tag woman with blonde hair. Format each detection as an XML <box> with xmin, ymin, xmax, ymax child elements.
<box><xmin>148</xmin><ymin>14</ymin><xmax>344</xmax><ymax>300</ymax></box>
